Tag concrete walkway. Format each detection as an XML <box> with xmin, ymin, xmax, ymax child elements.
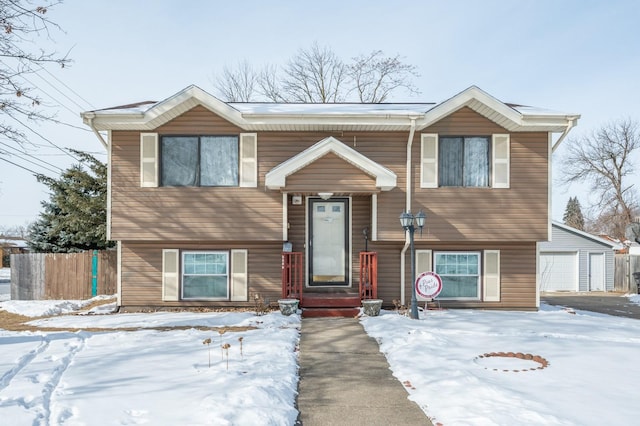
<box><xmin>296</xmin><ymin>317</ymin><xmax>432</xmax><ymax>425</ymax></box>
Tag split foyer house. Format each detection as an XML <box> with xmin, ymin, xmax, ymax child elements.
<box><xmin>82</xmin><ymin>85</ymin><xmax>579</xmax><ymax>313</ymax></box>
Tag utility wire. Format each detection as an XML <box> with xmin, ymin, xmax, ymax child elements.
<box><xmin>5</xmin><ymin>113</ymin><xmax>81</xmax><ymax>162</ymax></box>
<box><xmin>35</xmin><ymin>64</ymin><xmax>96</xmax><ymax>110</ymax></box>
<box><xmin>0</xmin><ymin>58</ymin><xmax>81</xmax><ymax>117</ymax></box>
<box><xmin>0</xmin><ymin>141</ymin><xmax>63</xmax><ymax>173</ymax></box>
<box><xmin>0</xmin><ymin>59</ymin><xmax>93</xmax><ymax>133</ymax></box>
<box><xmin>0</xmin><ymin>156</ymin><xmax>54</xmax><ymax>177</ymax></box>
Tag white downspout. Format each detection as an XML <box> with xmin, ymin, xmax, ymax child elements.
<box><xmin>84</xmin><ymin>113</ymin><xmax>109</xmax><ymax>150</ymax></box>
<box><xmin>551</xmin><ymin>116</ymin><xmax>579</xmax><ymax>153</ymax></box>
<box><xmin>400</xmin><ymin>118</ymin><xmax>417</xmax><ymax>305</ymax></box>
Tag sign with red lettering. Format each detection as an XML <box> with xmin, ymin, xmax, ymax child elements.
<box><xmin>415</xmin><ymin>271</ymin><xmax>443</xmax><ymax>300</ymax></box>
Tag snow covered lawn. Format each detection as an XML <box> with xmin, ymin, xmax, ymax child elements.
<box><xmin>3</xmin><ymin>296</ymin><xmax>640</xmax><ymax>425</ymax></box>
<box><xmin>0</xmin><ymin>301</ymin><xmax>300</xmax><ymax>425</ymax></box>
<box><xmin>362</xmin><ymin>302</ymin><xmax>640</xmax><ymax>426</ymax></box>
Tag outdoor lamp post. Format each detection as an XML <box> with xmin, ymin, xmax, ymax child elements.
<box><xmin>400</xmin><ymin>210</ymin><xmax>426</xmax><ymax>319</ymax></box>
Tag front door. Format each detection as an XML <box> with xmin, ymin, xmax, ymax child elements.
<box><xmin>308</xmin><ymin>198</ymin><xmax>349</xmax><ymax>286</ymax></box>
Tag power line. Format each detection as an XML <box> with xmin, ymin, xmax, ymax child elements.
<box><xmin>35</xmin><ymin>64</ymin><xmax>96</xmax><ymax>110</ymax></box>
<box><xmin>0</xmin><ymin>59</ymin><xmax>93</xmax><ymax>133</ymax></box>
<box><xmin>0</xmin><ymin>141</ymin><xmax>63</xmax><ymax>173</ymax></box>
<box><xmin>0</xmin><ymin>58</ymin><xmax>81</xmax><ymax>117</ymax></box>
<box><xmin>0</xmin><ymin>156</ymin><xmax>53</xmax><ymax>177</ymax></box>
<box><xmin>5</xmin><ymin>113</ymin><xmax>81</xmax><ymax>162</ymax></box>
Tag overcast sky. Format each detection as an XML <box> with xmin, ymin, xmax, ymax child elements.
<box><xmin>0</xmin><ymin>0</ymin><xmax>638</xmax><ymax>230</ymax></box>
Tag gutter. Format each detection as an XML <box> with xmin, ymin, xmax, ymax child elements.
<box><xmin>83</xmin><ymin>113</ymin><xmax>109</xmax><ymax>150</ymax></box>
<box><xmin>551</xmin><ymin>115</ymin><xmax>579</xmax><ymax>153</ymax></box>
<box><xmin>400</xmin><ymin>118</ymin><xmax>417</xmax><ymax>305</ymax></box>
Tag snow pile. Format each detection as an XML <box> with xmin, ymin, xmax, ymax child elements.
<box><xmin>0</xmin><ymin>267</ymin><xmax>9</xmax><ymax>281</ymax></box>
<box><xmin>361</xmin><ymin>306</ymin><xmax>640</xmax><ymax>425</ymax></box>
<box><xmin>0</xmin><ymin>295</ymin><xmax>114</xmax><ymax>317</ymax></box>
<box><xmin>628</xmin><ymin>294</ymin><xmax>640</xmax><ymax>305</ymax></box>
<box><xmin>0</xmin><ymin>268</ymin><xmax>9</xmax><ymax>302</ymax></box>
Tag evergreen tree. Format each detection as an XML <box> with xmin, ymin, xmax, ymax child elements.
<box><xmin>28</xmin><ymin>150</ymin><xmax>113</xmax><ymax>252</ymax></box>
<box><xmin>563</xmin><ymin>196</ymin><xmax>585</xmax><ymax>230</ymax></box>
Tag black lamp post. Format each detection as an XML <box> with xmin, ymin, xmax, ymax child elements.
<box><xmin>400</xmin><ymin>210</ymin><xmax>426</xmax><ymax>319</ymax></box>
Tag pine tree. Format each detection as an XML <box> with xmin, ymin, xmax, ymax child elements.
<box><xmin>28</xmin><ymin>150</ymin><xmax>113</xmax><ymax>252</ymax></box>
<box><xmin>563</xmin><ymin>196</ymin><xmax>585</xmax><ymax>230</ymax></box>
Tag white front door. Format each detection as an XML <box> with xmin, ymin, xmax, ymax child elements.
<box><xmin>308</xmin><ymin>198</ymin><xmax>349</xmax><ymax>286</ymax></box>
<box><xmin>589</xmin><ymin>253</ymin><xmax>605</xmax><ymax>291</ymax></box>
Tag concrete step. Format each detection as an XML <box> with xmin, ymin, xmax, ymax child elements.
<box><xmin>301</xmin><ymin>293</ymin><xmax>361</xmax><ymax>308</ymax></box>
<box><xmin>302</xmin><ymin>307</ymin><xmax>360</xmax><ymax>318</ymax></box>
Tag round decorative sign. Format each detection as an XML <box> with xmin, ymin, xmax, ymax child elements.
<box><xmin>415</xmin><ymin>271</ymin><xmax>443</xmax><ymax>299</ymax></box>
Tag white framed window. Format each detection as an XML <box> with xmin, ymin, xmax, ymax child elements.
<box><xmin>181</xmin><ymin>251</ymin><xmax>229</xmax><ymax>300</ymax></box>
<box><xmin>439</xmin><ymin>136</ymin><xmax>490</xmax><ymax>187</ymax></box>
<box><xmin>434</xmin><ymin>252</ymin><xmax>481</xmax><ymax>300</ymax></box>
<box><xmin>420</xmin><ymin>133</ymin><xmax>510</xmax><ymax>189</ymax></box>
<box><xmin>161</xmin><ymin>135</ymin><xmax>239</xmax><ymax>187</ymax></box>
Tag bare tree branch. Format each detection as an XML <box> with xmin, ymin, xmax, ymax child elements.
<box><xmin>212</xmin><ymin>60</ymin><xmax>258</xmax><ymax>102</ymax></box>
<box><xmin>561</xmin><ymin>118</ymin><xmax>640</xmax><ymax>239</ymax></box>
<box><xmin>281</xmin><ymin>42</ymin><xmax>347</xmax><ymax>102</ymax></box>
<box><xmin>0</xmin><ymin>0</ymin><xmax>71</xmax><ymax>151</ymax></box>
<box><xmin>212</xmin><ymin>43</ymin><xmax>420</xmax><ymax>104</ymax></box>
<box><xmin>348</xmin><ymin>50</ymin><xmax>420</xmax><ymax>102</ymax></box>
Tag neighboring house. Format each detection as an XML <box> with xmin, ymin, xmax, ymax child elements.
<box><xmin>0</xmin><ymin>238</ymin><xmax>29</xmax><ymax>267</ymax></box>
<box><xmin>539</xmin><ymin>222</ymin><xmax>619</xmax><ymax>292</ymax></box>
<box><xmin>82</xmin><ymin>85</ymin><xmax>579</xmax><ymax>312</ymax></box>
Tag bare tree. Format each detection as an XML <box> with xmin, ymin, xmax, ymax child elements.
<box><xmin>349</xmin><ymin>50</ymin><xmax>419</xmax><ymax>102</ymax></box>
<box><xmin>213</xmin><ymin>43</ymin><xmax>419</xmax><ymax>103</ymax></box>
<box><xmin>281</xmin><ymin>42</ymin><xmax>347</xmax><ymax>103</ymax></box>
<box><xmin>561</xmin><ymin>119</ymin><xmax>640</xmax><ymax>239</ymax></box>
<box><xmin>257</xmin><ymin>64</ymin><xmax>286</xmax><ymax>102</ymax></box>
<box><xmin>213</xmin><ymin>61</ymin><xmax>259</xmax><ymax>102</ymax></box>
<box><xmin>0</xmin><ymin>0</ymin><xmax>71</xmax><ymax>151</ymax></box>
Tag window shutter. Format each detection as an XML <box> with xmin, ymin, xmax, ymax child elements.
<box><xmin>162</xmin><ymin>249</ymin><xmax>179</xmax><ymax>301</ymax></box>
<box><xmin>420</xmin><ymin>134</ymin><xmax>438</xmax><ymax>188</ymax></box>
<box><xmin>230</xmin><ymin>249</ymin><xmax>248</xmax><ymax>301</ymax></box>
<box><xmin>416</xmin><ymin>249</ymin><xmax>432</xmax><ymax>274</ymax></box>
<box><xmin>239</xmin><ymin>133</ymin><xmax>257</xmax><ymax>187</ymax></box>
<box><xmin>492</xmin><ymin>134</ymin><xmax>510</xmax><ymax>188</ymax></box>
<box><xmin>140</xmin><ymin>133</ymin><xmax>159</xmax><ymax>187</ymax></box>
<box><xmin>483</xmin><ymin>250</ymin><xmax>500</xmax><ymax>302</ymax></box>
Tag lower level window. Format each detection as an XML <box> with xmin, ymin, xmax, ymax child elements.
<box><xmin>182</xmin><ymin>251</ymin><xmax>229</xmax><ymax>299</ymax></box>
<box><xmin>434</xmin><ymin>252</ymin><xmax>480</xmax><ymax>299</ymax></box>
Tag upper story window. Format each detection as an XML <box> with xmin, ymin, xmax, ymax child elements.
<box><xmin>161</xmin><ymin>135</ymin><xmax>239</xmax><ymax>187</ymax></box>
<box><xmin>420</xmin><ymin>133</ymin><xmax>510</xmax><ymax>189</ymax></box>
<box><xmin>439</xmin><ymin>136</ymin><xmax>489</xmax><ymax>187</ymax></box>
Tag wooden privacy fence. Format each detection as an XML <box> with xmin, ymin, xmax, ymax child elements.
<box><xmin>10</xmin><ymin>251</ymin><xmax>117</xmax><ymax>300</ymax></box>
<box><xmin>614</xmin><ymin>254</ymin><xmax>640</xmax><ymax>293</ymax></box>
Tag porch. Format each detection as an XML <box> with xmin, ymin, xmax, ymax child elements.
<box><xmin>282</xmin><ymin>251</ymin><xmax>378</xmax><ymax>317</ymax></box>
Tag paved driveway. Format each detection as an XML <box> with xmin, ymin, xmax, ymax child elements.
<box><xmin>542</xmin><ymin>293</ymin><xmax>640</xmax><ymax>319</ymax></box>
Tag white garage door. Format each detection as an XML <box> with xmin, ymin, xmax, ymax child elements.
<box><xmin>540</xmin><ymin>252</ymin><xmax>578</xmax><ymax>291</ymax></box>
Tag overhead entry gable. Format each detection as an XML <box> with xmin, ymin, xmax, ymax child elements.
<box><xmin>265</xmin><ymin>136</ymin><xmax>397</xmax><ymax>191</ymax></box>
<box><xmin>286</xmin><ymin>152</ymin><xmax>377</xmax><ymax>193</ymax></box>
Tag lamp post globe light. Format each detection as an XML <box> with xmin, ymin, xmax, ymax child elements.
<box><xmin>400</xmin><ymin>210</ymin><xmax>426</xmax><ymax>319</ymax></box>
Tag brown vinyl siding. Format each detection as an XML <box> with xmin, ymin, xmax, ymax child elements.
<box><xmin>395</xmin><ymin>107</ymin><xmax>550</xmax><ymax>242</ymax></box>
<box><xmin>120</xmin><ymin>241</ymin><xmax>282</xmax><ymax>308</ymax></box>
<box><xmin>110</xmin><ymin>104</ymin><xmax>550</xmax><ymax>310</ymax></box>
<box><xmin>286</xmin><ymin>153</ymin><xmax>378</xmax><ymax>193</ymax></box>
<box><xmin>399</xmin><ymin>241</ymin><xmax>537</xmax><ymax>310</ymax></box>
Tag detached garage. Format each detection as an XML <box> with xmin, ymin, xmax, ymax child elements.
<box><xmin>539</xmin><ymin>222</ymin><xmax>618</xmax><ymax>292</ymax></box>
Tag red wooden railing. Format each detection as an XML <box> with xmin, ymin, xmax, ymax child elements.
<box><xmin>282</xmin><ymin>252</ymin><xmax>303</xmax><ymax>303</ymax></box>
<box><xmin>359</xmin><ymin>251</ymin><xmax>378</xmax><ymax>300</ymax></box>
